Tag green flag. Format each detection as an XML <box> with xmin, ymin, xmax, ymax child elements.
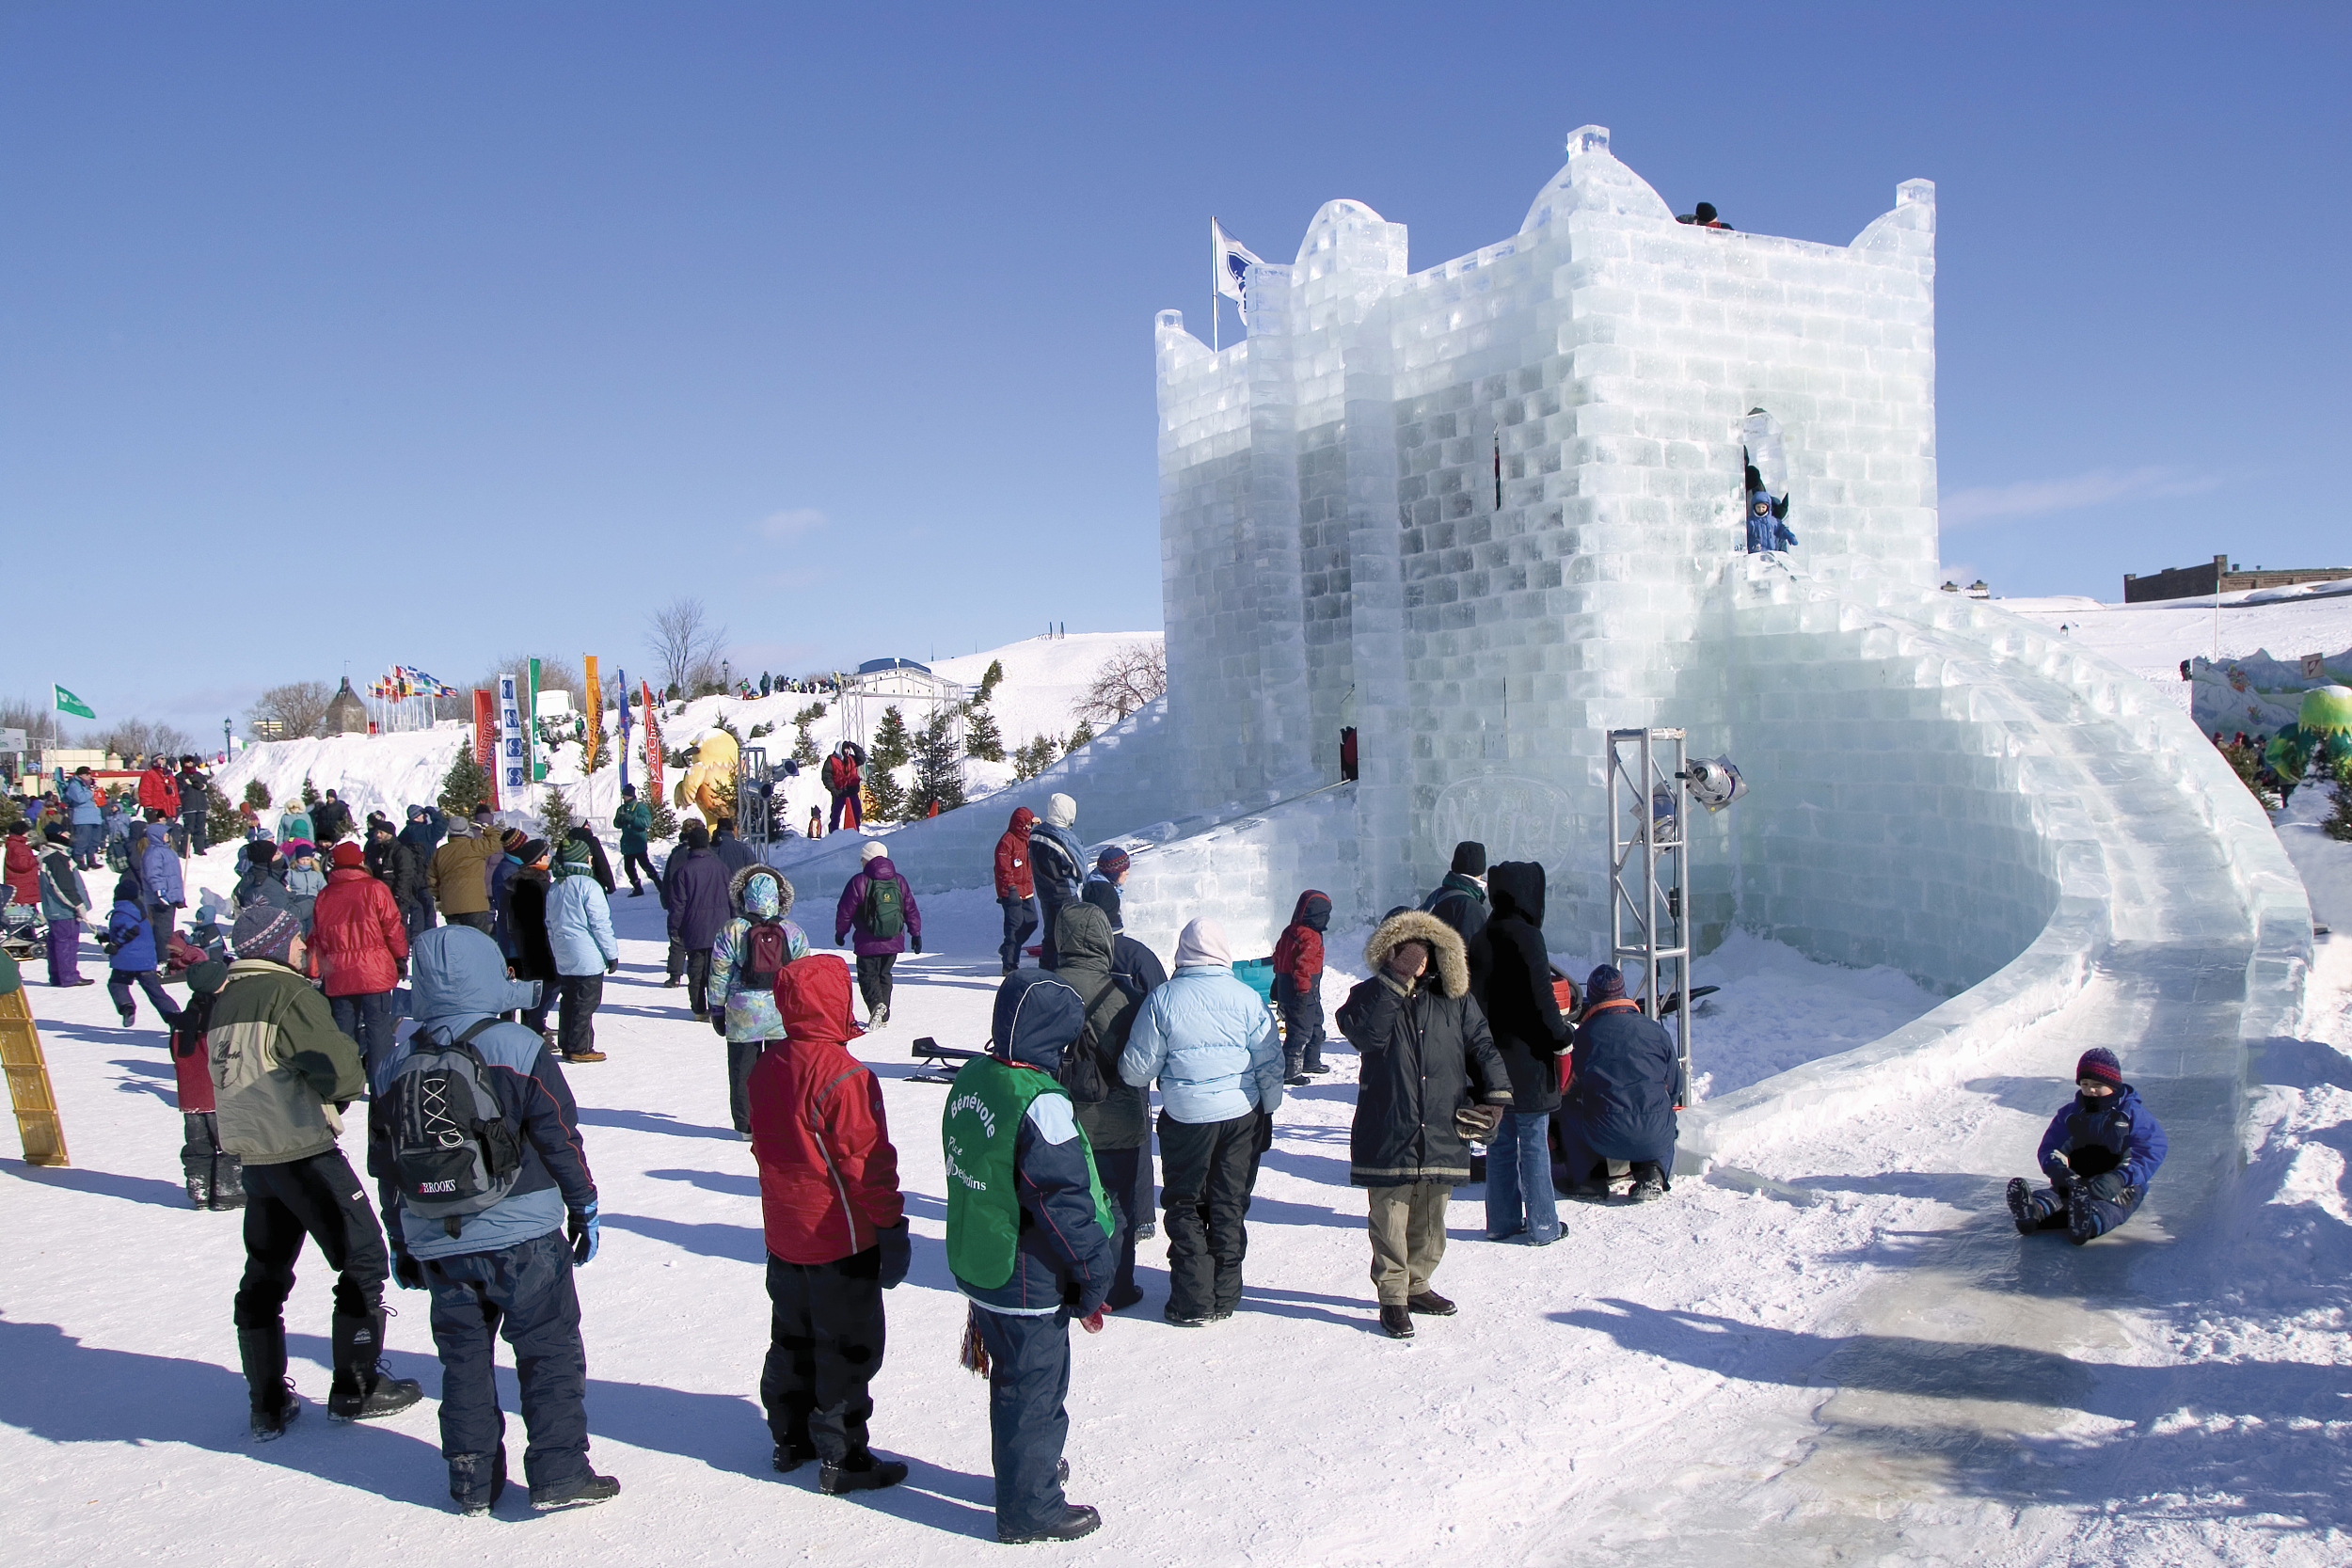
<box><xmin>53</xmin><ymin>684</ymin><xmax>94</xmax><ymax>720</ymax></box>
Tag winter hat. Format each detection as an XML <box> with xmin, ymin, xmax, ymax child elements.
<box><xmin>518</xmin><ymin>837</ymin><xmax>549</xmax><ymax>867</ymax></box>
<box><xmin>406</xmin><ymin>804</ymin><xmax>427</xmax><ymax>819</ymax></box>
<box><xmin>859</xmin><ymin>839</ymin><xmax>887</xmax><ymax>863</ymax></box>
<box><xmin>501</xmin><ymin>828</ymin><xmax>528</xmax><ymax>854</ymax></box>
<box><xmin>329</xmin><ymin>842</ymin><xmax>366</xmax><ymax>869</ymax></box>
<box><xmin>1174</xmin><ymin>917</ymin><xmax>1232</xmax><ymax>969</ymax></box>
<box><xmin>560</xmin><ymin>837</ymin><xmax>593</xmax><ymax>865</ymax></box>
<box><xmin>1095</xmin><ymin>847</ymin><xmax>1131</xmax><ymax>879</ymax></box>
<box><xmin>621</xmin><ymin>783</ymin><xmax>637</xmax><ymax>799</ymax></box>
<box><xmin>2075</xmin><ymin>1048</ymin><xmax>2123</xmax><ymax>1088</ymax></box>
<box><xmin>248</xmin><ymin>840</ymin><xmax>278</xmax><ymax>867</ymax></box>
<box><xmin>231</xmin><ymin>905</ymin><xmax>300</xmax><ymax>961</ymax></box>
<box><xmin>1585</xmin><ymin>964</ymin><xmax>1626</xmax><ymax>1003</ymax></box>
<box><xmin>681</xmin><ymin>820</ymin><xmax>709</xmax><ymax>849</ymax></box>
<box><xmin>42</xmin><ymin>822</ymin><xmax>69</xmax><ymax>845</ymax></box>
<box><xmin>1450</xmin><ymin>841</ymin><xmax>1488</xmax><ymax>877</ymax></box>
<box><xmin>1045</xmin><ymin>793</ymin><xmax>1076</xmax><ymax>829</ymax></box>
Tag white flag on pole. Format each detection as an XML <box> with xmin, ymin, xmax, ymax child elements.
<box><xmin>1211</xmin><ymin>217</ymin><xmax>1263</xmax><ymax>325</ymax></box>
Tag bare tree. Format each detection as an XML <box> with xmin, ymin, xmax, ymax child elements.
<box><xmin>646</xmin><ymin>597</ymin><xmax>729</xmax><ymax>696</ymax></box>
<box><xmin>248</xmin><ymin>681</ymin><xmax>335</xmax><ymax>740</ymax></box>
<box><xmin>93</xmin><ymin>716</ymin><xmax>192</xmax><ymax>760</ymax></box>
<box><xmin>1073</xmin><ymin>641</ymin><xmax>1168</xmax><ymax>725</ymax></box>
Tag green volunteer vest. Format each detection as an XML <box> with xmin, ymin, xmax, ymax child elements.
<box><xmin>943</xmin><ymin>1055</ymin><xmax>1113</xmax><ymax>1289</ymax></box>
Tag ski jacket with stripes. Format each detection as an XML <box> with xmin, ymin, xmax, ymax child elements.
<box><xmin>749</xmin><ymin>955</ymin><xmax>903</xmax><ymax>1263</ymax></box>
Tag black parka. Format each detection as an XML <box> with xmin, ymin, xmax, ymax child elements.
<box><xmin>1337</xmin><ymin>910</ymin><xmax>1511</xmax><ymax>1187</ymax></box>
<box><xmin>1471</xmin><ymin>862</ymin><xmax>1572</xmax><ymax>1112</ymax></box>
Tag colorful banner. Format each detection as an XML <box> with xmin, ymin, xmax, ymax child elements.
<box><xmin>497</xmin><ymin>673</ymin><xmax>526</xmax><ymax>806</ymax></box>
<box><xmin>582</xmin><ymin>656</ymin><xmax>602</xmax><ymax>770</ymax></box>
<box><xmin>614</xmin><ymin>664</ymin><xmax>630</xmax><ymax>792</ymax></box>
<box><xmin>643</xmin><ymin>681</ymin><xmax>664</xmax><ymax>807</ymax></box>
<box><xmin>472</xmin><ymin>689</ymin><xmax>498</xmax><ymax>808</ymax></box>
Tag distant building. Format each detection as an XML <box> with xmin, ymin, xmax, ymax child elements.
<box><xmin>2124</xmin><ymin>554</ymin><xmax>2352</xmax><ymax>604</ymax></box>
<box><xmin>324</xmin><ymin>676</ymin><xmax>369</xmax><ymax>735</ymax></box>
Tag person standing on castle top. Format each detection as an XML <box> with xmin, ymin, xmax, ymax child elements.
<box><xmin>1028</xmin><ymin>794</ymin><xmax>1086</xmax><ymax>971</ymax></box>
<box><xmin>1744</xmin><ymin>465</ymin><xmax>1797</xmax><ymax>554</ymax></box>
<box><xmin>822</xmin><ymin>743</ymin><xmax>864</xmax><ymax>834</ymax></box>
<box><xmin>1676</xmin><ymin>201</ymin><xmax>1732</xmax><ymax>230</ymax></box>
<box><xmin>612</xmin><ymin>784</ymin><xmax>657</xmax><ymax>896</ymax></box>
<box><xmin>1082</xmin><ymin>847</ymin><xmax>1129</xmax><ymax>933</ymax></box>
<box><xmin>835</xmin><ymin>840</ymin><xmax>920</xmax><ymax>1029</ymax></box>
<box><xmin>2006</xmin><ymin>1048</ymin><xmax>2169</xmax><ymax>1244</ymax></box>
<box><xmin>1421</xmin><ymin>841</ymin><xmax>1490</xmax><ymax>952</ymax></box>
<box><xmin>993</xmin><ymin>805</ymin><xmax>1039</xmax><ymax>975</ymax></box>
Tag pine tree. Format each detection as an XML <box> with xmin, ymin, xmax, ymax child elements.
<box><xmin>205</xmin><ymin>782</ymin><xmax>241</xmax><ymax>848</ymax></box>
<box><xmin>977</xmin><ymin>658</ymin><xmax>1005</xmax><ymax>703</ymax></box>
<box><xmin>1011</xmin><ymin>733</ymin><xmax>1064</xmax><ymax>782</ymax></box>
<box><xmin>790</xmin><ymin>703</ymin><xmax>826</xmax><ymax>767</ymax></box>
<box><xmin>300</xmin><ymin>774</ymin><xmax>321</xmax><ymax>810</ymax></box>
<box><xmin>870</xmin><ymin>705</ymin><xmax>913</xmax><ymax>772</ymax></box>
<box><xmin>1066</xmin><ymin>720</ymin><xmax>1094</xmax><ymax>752</ymax></box>
<box><xmin>964</xmin><ymin>700</ymin><xmax>1005</xmax><ymax>762</ymax></box>
<box><xmin>540</xmin><ymin>785</ymin><xmax>575</xmax><ymax>843</ymax></box>
<box><xmin>437</xmin><ymin>748</ymin><xmax>490</xmax><ymax>817</ymax></box>
<box><xmin>910</xmin><ymin>711</ymin><xmax>966</xmax><ymax>816</ymax></box>
<box><xmin>243</xmin><ymin>779</ymin><xmax>272</xmax><ymax>810</ymax></box>
<box><xmin>648</xmin><ymin>798</ymin><xmax>681</xmax><ymax>842</ymax></box>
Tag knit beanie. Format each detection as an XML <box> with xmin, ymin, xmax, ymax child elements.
<box><xmin>2075</xmin><ymin>1048</ymin><xmax>2123</xmax><ymax>1088</ymax></box>
<box><xmin>248</xmin><ymin>840</ymin><xmax>278</xmax><ymax>866</ymax></box>
<box><xmin>1174</xmin><ymin>917</ymin><xmax>1231</xmax><ymax>969</ymax></box>
<box><xmin>1096</xmin><ymin>847</ymin><xmax>1130</xmax><ymax>879</ymax></box>
<box><xmin>518</xmin><ymin>838</ymin><xmax>549</xmax><ymax>866</ymax></box>
<box><xmin>329</xmin><ymin>842</ymin><xmax>366</xmax><ymax>869</ymax></box>
<box><xmin>1045</xmin><ymin>793</ymin><xmax>1076</xmax><ymax>829</ymax></box>
<box><xmin>1585</xmin><ymin>964</ymin><xmax>1626</xmax><ymax>1003</ymax></box>
<box><xmin>681</xmin><ymin>820</ymin><xmax>709</xmax><ymax>849</ymax></box>
<box><xmin>1451</xmin><ymin>841</ymin><xmax>1488</xmax><ymax>877</ymax></box>
<box><xmin>231</xmin><ymin>905</ymin><xmax>300</xmax><ymax>961</ymax></box>
<box><xmin>859</xmin><ymin>839</ymin><xmax>887</xmax><ymax>863</ymax></box>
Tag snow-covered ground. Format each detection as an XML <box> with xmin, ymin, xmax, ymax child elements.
<box><xmin>2006</xmin><ymin>589</ymin><xmax>2352</xmax><ymax>687</ymax></box>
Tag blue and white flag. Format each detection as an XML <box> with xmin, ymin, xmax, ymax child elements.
<box><xmin>1211</xmin><ymin>217</ymin><xmax>1263</xmax><ymax>325</ymax></box>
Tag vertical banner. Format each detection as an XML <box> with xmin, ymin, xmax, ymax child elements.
<box><xmin>527</xmin><ymin>657</ymin><xmax>544</xmax><ymax>784</ymax></box>
<box><xmin>643</xmin><ymin>680</ymin><xmax>664</xmax><ymax>807</ymax></box>
<box><xmin>582</xmin><ymin>656</ymin><xmax>602</xmax><ymax>771</ymax></box>
<box><xmin>614</xmin><ymin>664</ymin><xmax>631</xmax><ymax>793</ymax></box>
<box><xmin>497</xmin><ymin>673</ymin><xmax>527</xmax><ymax>807</ymax></box>
<box><xmin>471</xmin><ymin>689</ymin><xmax>498</xmax><ymax>808</ymax></box>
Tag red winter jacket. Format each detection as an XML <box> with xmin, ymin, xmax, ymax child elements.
<box><xmin>2</xmin><ymin>832</ymin><xmax>37</xmax><ymax>908</ymax></box>
<box><xmin>1272</xmin><ymin>889</ymin><xmax>1332</xmax><ymax>991</ymax></box>
<box><xmin>137</xmin><ymin>768</ymin><xmax>181</xmax><ymax>817</ymax></box>
<box><xmin>307</xmin><ymin>866</ymin><xmax>409</xmax><ymax>996</ymax></box>
<box><xmin>993</xmin><ymin>806</ymin><xmax>1036</xmax><ymax>898</ymax></box>
<box><xmin>751</xmin><ymin>955</ymin><xmax>904</xmax><ymax>1263</ymax></box>
<box><xmin>821</xmin><ymin>753</ymin><xmax>861</xmax><ymax>798</ymax></box>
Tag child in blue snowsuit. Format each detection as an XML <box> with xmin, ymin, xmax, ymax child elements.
<box><xmin>2007</xmin><ymin>1047</ymin><xmax>2167</xmax><ymax>1244</ymax></box>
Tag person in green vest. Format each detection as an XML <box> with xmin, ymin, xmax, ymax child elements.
<box><xmin>943</xmin><ymin>971</ymin><xmax>1116</xmax><ymax>1545</ymax></box>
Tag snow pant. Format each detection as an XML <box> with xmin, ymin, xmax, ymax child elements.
<box><xmin>1156</xmin><ymin>1108</ymin><xmax>1265</xmax><ymax>1320</ymax></box>
<box><xmin>829</xmin><ymin>790</ymin><xmax>861</xmax><ymax>833</ymax></box>
<box><xmin>233</xmin><ymin>1150</ymin><xmax>389</xmax><ymax>1410</ymax></box>
<box><xmin>1485</xmin><ymin>1111</ymin><xmax>1561</xmax><ymax>1243</ymax></box>
<box><xmin>760</xmin><ymin>1248</ymin><xmax>886</xmax><ymax>1465</ymax></box>
<box><xmin>556</xmin><ymin>974</ymin><xmax>603</xmax><ymax>1057</ymax></box>
<box><xmin>1035</xmin><ymin>891</ymin><xmax>1073</xmax><ymax>971</ymax></box>
<box><xmin>619</xmin><ymin>847</ymin><xmax>658</xmax><ymax>893</ymax></box>
<box><xmin>1090</xmin><ymin>1145</ymin><xmax>1143</xmax><ymax>1302</ymax></box>
<box><xmin>2018</xmin><ymin>1179</ymin><xmax>2147</xmax><ymax>1242</ymax></box>
<box><xmin>182</xmin><ymin>1112</ymin><xmax>243</xmax><ymax>1207</ymax></box>
<box><xmin>182</xmin><ymin>812</ymin><xmax>209</xmax><ymax>856</ymax></box>
<box><xmin>1272</xmin><ymin>974</ymin><xmax>1327</xmax><ymax>1073</ymax></box>
<box><xmin>330</xmin><ymin>989</ymin><xmax>399</xmax><ymax>1078</ymax></box>
<box><xmin>447</xmin><ymin>911</ymin><xmax>495</xmax><ymax>935</ymax></box>
<box><xmin>147</xmin><ymin>899</ymin><xmax>176</xmax><ymax>951</ymax></box>
<box><xmin>73</xmin><ymin>821</ymin><xmax>102</xmax><ymax>867</ymax></box>
<box><xmin>108</xmin><ymin>967</ymin><xmax>172</xmax><ymax>1022</ymax></box>
<box><xmin>1555</xmin><ymin>1105</ymin><xmax>1666</xmax><ymax>1192</ymax></box>
<box><xmin>1366</xmin><ymin>1180</ymin><xmax>1451</xmax><ymax>1306</ymax></box>
<box><xmin>855</xmin><ymin>953</ymin><xmax>896</xmax><ymax>1019</ymax></box>
<box><xmin>728</xmin><ymin>1038</ymin><xmax>771</xmax><ymax>1133</ymax></box>
<box><xmin>403</xmin><ymin>896</ymin><xmax>433</xmax><ymax>941</ymax></box>
<box><xmin>997</xmin><ymin>895</ymin><xmax>1039</xmax><ymax>971</ymax></box>
<box><xmin>45</xmin><ymin>921</ymin><xmax>81</xmax><ymax>985</ymax></box>
<box><xmin>665</xmin><ymin>945</ymin><xmax>711</xmax><ymax>1015</ymax></box>
<box><xmin>972</xmin><ymin>1306</ymin><xmax>1075</xmax><ymax>1538</ymax></box>
<box><xmin>423</xmin><ymin>1229</ymin><xmax>593</xmax><ymax>1497</ymax></box>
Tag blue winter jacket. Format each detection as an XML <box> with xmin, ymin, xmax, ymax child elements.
<box><xmin>398</xmin><ymin>806</ymin><xmax>446</xmax><ymax>869</ymax></box>
<box><xmin>139</xmin><ymin>824</ymin><xmax>183</xmax><ymax>906</ymax></box>
<box><xmin>1564</xmin><ymin>1000</ymin><xmax>1679</xmax><ymax>1164</ymax></box>
<box><xmin>545</xmin><ymin>865</ymin><xmax>618</xmax><ymax>976</ymax></box>
<box><xmin>60</xmin><ymin>776</ymin><xmax>101</xmax><ymax>826</ymax></box>
<box><xmin>368</xmin><ymin>926</ymin><xmax>594</xmax><ymax>1262</ymax></box>
<box><xmin>1029</xmin><ymin>821</ymin><xmax>1086</xmax><ymax>904</ymax></box>
<box><xmin>1119</xmin><ymin>961</ymin><xmax>1284</xmax><ymax>1125</ymax></box>
<box><xmin>2037</xmin><ymin>1085</ymin><xmax>2167</xmax><ymax>1191</ymax></box>
<box><xmin>104</xmin><ymin>896</ymin><xmax>158</xmax><ymax>972</ymax></box>
<box><xmin>954</xmin><ymin>972</ymin><xmax>1116</xmax><ymax>1318</ymax></box>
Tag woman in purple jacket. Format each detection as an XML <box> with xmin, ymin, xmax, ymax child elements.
<box><xmin>834</xmin><ymin>840</ymin><xmax>921</xmax><ymax>1029</ymax></box>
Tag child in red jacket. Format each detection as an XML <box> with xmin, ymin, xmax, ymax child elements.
<box><xmin>750</xmin><ymin>953</ymin><xmax>911</xmax><ymax>1494</ymax></box>
<box><xmin>1271</xmin><ymin>890</ymin><xmax>1333</xmax><ymax>1084</ymax></box>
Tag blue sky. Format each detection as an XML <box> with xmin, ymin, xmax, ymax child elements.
<box><xmin>3</xmin><ymin>3</ymin><xmax>2344</xmax><ymax>743</ymax></box>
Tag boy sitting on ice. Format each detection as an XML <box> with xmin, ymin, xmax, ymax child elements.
<box><xmin>2007</xmin><ymin>1048</ymin><xmax>2168</xmax><ymax>1244</ymax></box>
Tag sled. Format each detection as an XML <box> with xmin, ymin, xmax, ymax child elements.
<box><xmin>0</xmin><ymin>987</ymin><xmax>71</xmax><ymax>1166</ymax></box>
<box><xmin>909</xmin><ymin>1036</ymin><xmax>982</xmax><ymax>1085</ymax></box>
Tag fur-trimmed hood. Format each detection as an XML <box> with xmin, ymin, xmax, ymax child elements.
<box><xmin>729</xmin><ymin>863</ymin><xmax>795</xmax><ymax>919</ymax></box>
<box><xmin>1364</xmin><ymin>909</ymin><xmax>1470</xmax><ymax>998</ymax></box>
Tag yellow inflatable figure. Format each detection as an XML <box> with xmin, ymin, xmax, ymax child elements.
<box><xmin>674</xmin><ymin>727</ymin><xmax>740</xmax><ymax>826</ymax></box>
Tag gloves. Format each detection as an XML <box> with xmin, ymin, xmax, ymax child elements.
<box><xmin>395</xmin><ymin>958</ymin><xmax>408</xmax><ymax>979</ymax></box>
<box><xmin>910</xmin><ymin>934</ymin><xmax>922</xmax><ymax>955</ymax></box>
<box><xmin>2085</xmin><ymin>1170</ymin><xmax>2129</xmax><ymax>1202</ymax></box>
<box><xmin>568</xmin><ymin>1202</ymin><xmax>601</xmax><ymax>1266</ymax></box>
<box><xmin>606</xmin><ymin>960</ymin><xmax>618</xmax><ymax>974</ymax></box>
<box><xmin>392</xmin><ymin>1251</ymin><xmax>425</xmax><ymax>1291</ymax></box>
<box><xmin>836</xmin><ymin>933</ymin><xmax>849</xmax><ymax>948</ymax></box>
<box><xmin>1454</xmin><ymin>1103</ymin><xmax>1503</xmax><ymax>1140</ymax></box>
<box><xmin>876</xmin><ymin>1220</ymin><xmax>911</xmax><ymax>1290</ymax></box>
<box><xmin>710</xmin><ymin>1010</ymin><xmax>728</xmax><ymax>1037</ymax></box>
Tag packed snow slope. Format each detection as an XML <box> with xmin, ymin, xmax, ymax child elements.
<box><xmin>2006</xmin><ymin>586</ymin><xmax>2352</xmax><ymax>689</ymax></box>
<box><xmin>6</xmin><ymin>841</ymin><xmax>2351</xmax><ymax>1566</ymax></box>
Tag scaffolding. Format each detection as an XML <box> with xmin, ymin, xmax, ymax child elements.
<box><xmin>736</xmin><ymin>744</ymin><xmax>773</xmax><ymax>850</ymax></box>
<box><xmin>1607</xmin><ymin>726</ymin><xmax>1692</xmax><ymax>1106</ymax></box>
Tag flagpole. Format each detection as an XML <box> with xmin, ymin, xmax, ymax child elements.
<box><xmin>1211</xmin><ymin>218</ymin><xmax>1218</xmax><ymax>354</ymax></box>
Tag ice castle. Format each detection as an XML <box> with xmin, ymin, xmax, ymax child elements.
<box><xmin>783</xmin><ymin>126</ymin><xmax>2305</xmax><ymax>1165</ymax></box>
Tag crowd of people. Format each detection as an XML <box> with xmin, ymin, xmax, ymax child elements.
<box><xmin>7</xmin><ymin>763</ymin><xmax>2170</xmax><ymax>1543</ymax></box>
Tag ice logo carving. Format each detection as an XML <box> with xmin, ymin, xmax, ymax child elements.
<box><xmin>1429</xmin><ymin>775</ymin><xmax>1571</xmax><ymax>866</ymax></box>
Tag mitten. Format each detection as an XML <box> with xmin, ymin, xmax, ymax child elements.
<box><xmin>568</xmin><ymin>1202</ymin><xmax>601</xmax><ymax>1266</ymax></box>
<box><xmin>876</xmin><ymin>1221</ymin><xmax>911</xmax><ymax>1289</ymax></box>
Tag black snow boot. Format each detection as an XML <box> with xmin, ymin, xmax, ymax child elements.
<box><xmin>327</xmin><ymin>1310</ymin><xmax>424</xmax><ymax>1422</ymax></box>
<box><xmin>450</xmin><ymin>1448</ymin><xmax>507</xmax><ymax>1516</ymax></box>
<box><xmin>772</xmin><ymin>1442</ymin><xmax>817</xmax><ymax>1474</ymax></box>
<box><xmin>238</xmin><ymin>1323</ymin><xmax>300</xmax><ymax>1440</ymax></box>
<box><xmin>531</xmin><ymin>1472</ymin><xmax>621</xmax><ymax>1511</ymax></box>
<box><xmin>997</xmin><ymin>1505</ymin><xmax>1103</xmax><ymax>1544</ymax></box>
<box><xmin>2005</xmin><ymin>1177</ymin><xmax>2042</xmax><ymax>1234</ymax></box>
<box><xmin>1378</xmin><ymin>1305</ymin><xmax>1415</xmax><ymax>1339</ymax></box>
<box><xmin>210</xmin><ymin>1154</ymin><xmax>246</xmax><ymax>1211</ymax></box>
<box><xmin>185</xmin><ymin>1171</ymin><xmax>211</xmax><ymax>1209</ymax></box>
<box><xmin>818</xmin><ymin>1453</ymin><xmax>909</xmax><ymax>1494</ymax></box>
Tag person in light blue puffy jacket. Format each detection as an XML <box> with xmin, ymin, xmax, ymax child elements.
<box><xmin>545</xmin><ymin>840</ymin><xmax>619</xmax><ymax>1064</ymax></box>
<box><xmin>1117</xmin><ymin>916</ymin><xmax>1282</xmax><ymax>1324</ymax></box>
<box><xmin>137</xmin><ymin>821</ymin><xmax>185</xmax><ymax>949</ymax></box>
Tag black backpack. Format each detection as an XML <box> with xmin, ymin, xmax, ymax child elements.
<box><xmin>743</xmin><ymin>919</ymin><xmax>788</xmax><ymax>990</ymax></box>
<box><xmin>381</xmin><ymin>1019</ymin><xmax>526</xmax><ymax>1238</ymax></box>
